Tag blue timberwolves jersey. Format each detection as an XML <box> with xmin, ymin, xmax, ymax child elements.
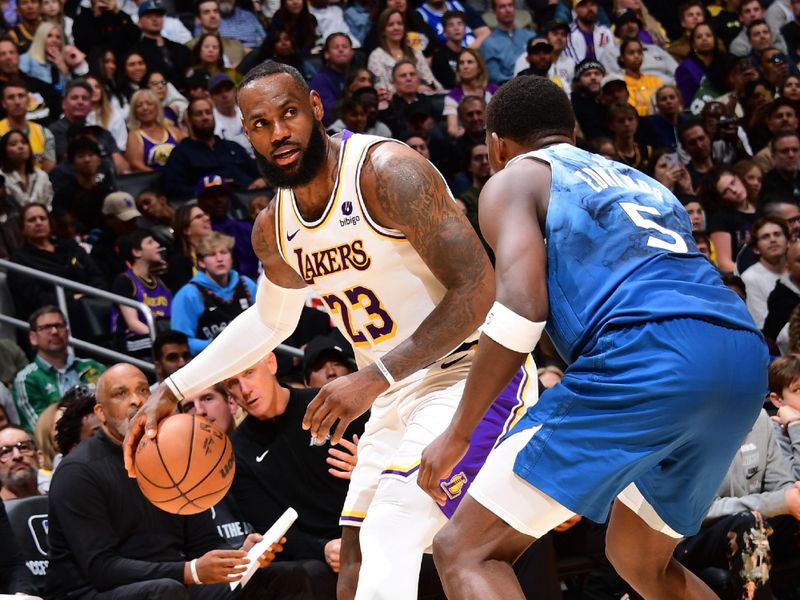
<box><xmin>508</xmin><ymin>144</ymin><xmax>760</xmax><ymax>363</ymax></box>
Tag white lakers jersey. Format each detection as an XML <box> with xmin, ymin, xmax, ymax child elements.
<box><xmin>275</xmin><ymin>132</ymin><xmax>475</xmax><ymax>370</ymax></box>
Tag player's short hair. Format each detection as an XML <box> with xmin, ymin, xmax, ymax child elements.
<box><xmin>237</xmin><ymin>60</ymin><xmax>309</xmax><ymax>102</ymax></box>
<box><xmin>486</xmin><ymin>76</ymin><xmax>574</xmax><ymax>145</ymax></box>
<box><xmin>153</xmin><ymin>330</ymin><xmax>189</xmax><ymax>361</ymax></box>
<box><xmin>749</xmin><ymin>215</ymin><xmax>790</xmax><ymax>248</ymax></box>
<box><xmin>769</xmin><ymin>354</ymin><xmax>800</xmax><ymax>394</ymax></box>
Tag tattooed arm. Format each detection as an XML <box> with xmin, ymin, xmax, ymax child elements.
<box><xmin>302</xmin><ymin>141</ymin><xmax>495</xmax><ymax>443</ymax></box>
<box><xmin>124</xmin><ymin>198</ymin><xmax>308</xmax><ymax>475</ymax></box>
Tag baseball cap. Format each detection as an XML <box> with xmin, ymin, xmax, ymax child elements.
<box><xmin>601</xmin><ymin>74</ymin><xmax>627</xmax><ymax>89</ymax></box>
<box><xmin>574</xmin><ymin>58</ymin><xmax>606</xmax><ymax>79</ymax></box>
<box><xmin>302</xmin><ymin>335</ymin><xmax>355</xmax><ymax>379</ymax></box>
<box><xmin>209</xmin><ymin>72</ymin><xmax>235</xmax><ymax>92</ymax></box>
<box><xmin>195</xmin><ymin>173</ymin><xmax>230</xmax><ymax>198</ymax></box>
<box><xmin>527</xmin><ymin>37</ymin><xmax>553</xmax><ymax>54</ymax></box>
<box><xmin>102</xmin><ymin>192</ymin><xmax>141</xmax><ymax>221</ymax></box>
<box><xmin>138</xmin><ymin>0</ymin><xmax>166</xmax><ymax>16</ymax></box>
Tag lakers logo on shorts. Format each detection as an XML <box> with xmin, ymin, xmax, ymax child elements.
<box><xmin>440</xmin><ymin>472</ymin><xmax>468</xmax><ymax>500</ymax></box>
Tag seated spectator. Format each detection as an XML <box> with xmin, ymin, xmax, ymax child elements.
<box><xmin>565</xmin><ymin>0</ymin><xmax>614</xmax><ymax>63</ymax></box>
<box><xmin>309</xmin><ymin>32</ymin><xmax>355</xmax><ymax>127</ymax></box>
<box><xmin>209</xmin><ymin>72</ymin><xmax>250</xmax><ymax>156</ymax></box>
<box><xmin>196</xmin><ymin>174</ymin><xmax>259</xmax><ymax>280</ymax></box>
<box><xmin>0</xmin><ymin>183</ymin><xmax>22</xmax><ymax>259</ymax></box>
<box><xmin>763</xmin><ymin>131</ymin><xmax>800</xmax><ymax>204</ymax></box>
<box><xmin>150</xmin><ymin>330</ymin><xmax>190</xmax><ymax>390</ymax></box>
<box><xmin>225</xmin><ymin>352</ymin><xmax>367</xmax><ymax>598</ymax></box>
<box><xmin>238</xmin><ymin>27</ymin><xmax>317</xmax><ymax>80</ymax></box>
<box><xmin>701</xmin><ymin>101</ymin><xmax>752</xmax><ymax>165</ymax></box>
<box><xmin>215</xmin><ymin>0</ymin><xmax>266</xmax><ymax>50</ymax></box>
<box><xmin>675</xmin><ymin>23</ymin><xmax>718</xmax><ymax>108</ymax></box>
<box><xmin>0</xmin><ymin>129</ymin><xmax>53</xmax><ymax>209</ymax></box>
<box><xmin>650</xmin><ymin>147</ymin><xmax>693</xmax><ymax>196</ymax></box>
<box><xmin>52</xmin><ymin>137</ymin><xmax>114</xmax><ymax>233</ymax></box>
<box><xmin>741</xmin><ymin>216</ymin><xmax>789</xmax><ymax>329</ymax></box>
<box><xmin>414</xmin><ymin>0</ymin><xmax>488</xmax><ymax>49</ymax></box>
<box><xmin>478</xmin><ymin>0</ymin><xmax>532</xmax><ymax>85</ymax></box>
<box><xmin>34</xmin><ymin>401</ymin><xmax>59</xmax><ymax>473</ymax></box>
<box><xmin>443</xmin><ymin>48</ymin><xmax>495</xmax><ymax>138</ymax></box>
<box><xmin>122</xmin><ymin>0</ymin><xmax>192</xmax><ymax>43</ymax></box>
<box><xmin>764</xmin><ymin>241</ymin><xmax>800</xmax><ymax>351</ymax></box>
<box><xmin>19</xmin><ymin>22</ymin><xmax>86</xmax><ymax>93</ymax></box>
<box><xmin>72</xmin><ymin>0</ymin><xmax>140</xmax><ymax>59</ymax></box>
<box><xmin>308</xmin><ymin>0</ymin><xmax>359</xmax><ymax>51</ymax></box>
<box><xmin>455</xmin><ymin>142</ymin><xmax>490</xmax><ymax>245</ymax></box>
<box><xmin>115</xmin><ymin>50</ymin><xmax>148</xmax><ymax>103</ymax></box>
<box><xmin>45</xmin><ymin>362</ymin><xmax>307</xmax><ymax>600</ymax></box>
<box><xmin>783</xmin><ymin>0</ymin><xmax>800</xmax><ymax>66</ymax></box>
<box><xmin>666</xmin><ymin>0</ymin><xmax>705</xmax><ymax>61</ymax></box>
<box><xmin>263</xmin><ymin>0</ymin><xmax>319</xmax><ymax>58</ymax></box>
<box><xmin>8</xmin><ymin>0</ymin><xmax>42</xmax><ymax>55</ymax></box>
<box><xmin>11</xmin><ymin>306</ymin><xmax>105</xmax><ymax>431</ymax></box>
<box><xmin>91</xmin><ymin>191</ymin><xmax>143</xmax><ymax>287</ymax></box>
<box><xmin>176</xmin><ymin>383</ymin><xmax>237</xmax><ymax>434</ymax></box>
<box><xmin>603</xmin><ymin>12</ymin><xmax>674</xmax><ymax>83</ymax></box>
<box><xmin>142</xmin><ymin>69</ymin><xmax>188</xmax><ymax>127</ymax></box>
<box><xmin>431</xmin><ymin>10</ymin><xmax>467</xmax><ymax>90</ymax></box>
<box><xmin>768</xmin><ymin>354</ymin><xmax>800</xmax><ymax>478</ymax></box>
<box><xmin>302</xmin><ymin>334</ymin><xmax>355</xmax><ymax>387</ymax></box>
<box><xmin>171</xmin><ymin>231</ymin><xmax>258</xmax><ymax>356</ymax></box>
<box><xmin>570</xmin><ymin>58</ymin><xmax>609</xmax><ymax>141</ymax></box>
<box><xmin>326</xmin><ymin>96</ymin><xmax>367</xmax><ymax>134</ymax></box>
<box><xmin>779</xmin><ymin>72</ymin><xmax>800</xmax><ymax>102</ymax></box>
<box><xmin>133</xmin><ymin>0</ymin><xmax>191</xmax><ymax>89</ymax></box>
<box><xmin>187</xmin><ymin>0</ymin><xmax>247</xmax><ymax>69</ymax></box>
<box><xmin>343</xmin><ymin>0</ymin><xmax>369</xmax><ymax>47</ymax></box>
<box><xmin>750</xmin><ymin>96</ymin><xmax>799</xmax><ymax>166</ymax></box>
<box><xmin>125</xmin><ymin>89</ymin><xmax>184</xmax><ymax>172</ymax></box>
<box><xmin>0</xmin><ymin>498</ymin><xmax>38</xmax><ymax>595</ymax></box>
<box><xmin>734</xmin><ymin>158</ymin><xmax>765</xmax><ymax>210</ymax></box>
<box><xmin>701</xmin><ymin>166</ymin><xmax>759</xmax><ymax>274</ymax></box>
<box><xmin>0</xmin><ymin>38</ymin><xmax>62</xmax><ymax>126</ymax></box>
<box><xmin>135</xmin><ymin>187</ymin><xmax>173</xmax><ymax>246</ymax></box>
<box><xmin>163</xmin><ymin>97</ymin><xmax>265</xmax><ymax>198</ymax></box>
<box><xmin>0</xmin><ymin>425</ymin><xmax>44</xmax><ymax>498</ymax></box>
<box><xmin>367</xmin><ymin>8</ymin><xmax>444</xmax><ymax>95</ymax></box>
<box><xmin>640</xmin><ymin>85</ymin><xmax>690</xmax><ymax>150</ymax></box>
<box><xmin>351</xmin><ymin>86</ymin><xmax>391</xmax><ymax>137</ymax></box>
<box><xmin>515</xmin><ymin>37</ymin><xmax>560</xmax><ymax>86</ymax></box>
<box><xmin>760</xmin><ymin>47</ymin><xmax>790</xmax><ymax>91</ymax></box>
<box><xmin>0</xmin><ymin>78</ymin><xmax>55</xmax><ymax>171</ymax></box>
<box><xmin>450</xmin><ymin>94</ymin><xmax>485</xmax><ymax>172</ymax></box>
<box><xmin>110</xmin><ymin>229</ymin><xmax>172</xmax><ymax>359</ymax></box>
<box><xmin>49</xmin><ymin>79</ymin><xmax>128</xmax><ymax>174</ymax></box>
<box><xmin>731</xmin><ymin>0</ymin><xmax>789</xmax><ymax>57</ymax></box>
<box><xmin>679</xmin><ymin>120</ymin><xmax>714</xmax><ymax>190</ymax></box>
<box><xmin>41</xmin><ymin>0</ymin><xmax>72</xmax><ymax>43</ymax></box>
<box><xmin>607</xmin><ymin>101</ymin><xmax>653</xmax><ymax>172</ymax></box>
<box><xmin>164</xmin><ymin>203</ymin><xmax>212</xmax><ymax>292</ymax></box>
<box><xmin>187</xmin><ymin>32</ymin><xmax>242</xmax><ymax>86</ymax></box>
<box><xmin>681</xmin><ymin>195</ymin><xmax>706</xmax><ymax>232</ymax></box>
<box><xmin>53</xmin><ymin>383</ymin><xmax>100</xmax><ymax>459</ymax></box>
<box><xmin>86</xmin><ymin>46</ymin><xmax>128</xmax><ymax>118</ymax></box>
<box><xmin>616</xmin><ymin>36</ymin><xmax>663</xmax><ymax>117</ymax></box>
<box><xmin>84</xmin><ymin>73</ymin><xmax>127</xmax><ymax>153</ymax></box>
<box><xmin>763</xmin><ymin>200</ymin><xmax>800</xmax><ymax>241</ymax></box>
<box><xmin>248</xmin><ymin>195</ymin><xmax>268</xmax><ymax>223</ymax></box>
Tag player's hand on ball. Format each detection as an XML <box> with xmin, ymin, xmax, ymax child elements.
<box><xmin>418</xmin><ymin>428</ymin><xmax>470</xmax><ymax>506</ymax></box>
<box><xmin>324</xmin><ymin>538</ymin><xmax>341</xmax><ymax>572</ymax></box>
<box><xmin>327</xmin><ymin>434</ymin><xmax>359</xmax><ymax>480</ymax></box>
<box><xmin>303</xmin><ymin>369</ymin><xmax>387</xmax><ymax>445</ymax></box>
<box><xmin>123</xmin><ymin>383</ymin><xmax>179</xmax><ymax>477</ymax></box>
<box><xmin>196</xmin><ymin>549</ymin><xmax>250</xmax><ymax>583</ymax></box>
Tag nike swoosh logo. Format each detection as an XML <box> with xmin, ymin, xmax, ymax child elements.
<box><xmin>256</xmin><ymin>450</ymin><xmax>269</xmax><ymax>462</ymax></box>
<box><xmin>287</xmin><ymin>230</ymin><xmax>299</xmax><ymax>241</ymax></box>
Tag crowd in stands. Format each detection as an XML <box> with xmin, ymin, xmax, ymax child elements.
<box><xmin>1</xmin><ymin>0</ymin><xmax>800</xmax><ymax>596</ymax></box>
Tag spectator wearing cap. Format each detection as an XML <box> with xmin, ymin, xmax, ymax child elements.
<box><xmin>164</xmin><ymin>97</ymin><xmax>265</xmax><ymax>198</ymax></box>
<box><xmin>214</xmin><ymin>0</ymin><xmax>266</xmax><ymax>50</ymax></box>
<box><xmin>478</xmin><ymin>0</ymin><xmax>533</xmax><ymax>84</ymax></box>
<box><xmin>565</xmin><ymin>0</ymin><xmax>613</xmax><ymax>63</ymax></box>
<box><xmin>600</xmin><ymin>10</ymin><xmax>678</xmax><ymax>86</ymax></box>
<box><xmin>122</xmin><ymin>0</ymin><xmax>192</xmax><ymax>43</ymax></box>
<box><xmin>133</xmin><ymin>0</ymin><xmax>192</xmax><ymax>89</ymax></box>
<box><xmin>610</xmin><ymin>0</ymin><xmax>668</xmax><ymax>47</ymax></box>
<box><xmin>0</xmin><ymin>128</ymin><xmax>53</xmax><ymax>209</ymax></box>
<box><xmin>208</xmin><ymin>72</ymin><xmax>250</xmax><ymax>156</ymax></box>
<box><xmin>302</xmin><ymin>334</ymin><xmax>355</xmax><ymax>387</ymax></box>
<box><xmin>72</xmin><ymin>0</ymin><xmax>141</xmax><ymax>62</ymax></box>
<box><xmin>187</xmin><ymin>0</ymin><xmax>246</xmax><ymax>68</ymax></box>
<box><xmin>0</xmin><ymin>38</ymin><xmax>64</xmax><ymax>126</ymax></box>
<box><xmin>91</xmin><ymin>191</ymin><xmax>144</xmax><ymax>286</ymax></box>
<box><xmin>430</xmin><ymin>10</ymin><xmax>468</xmax><ymax>90</ymax></box>
<box><xmin>570</xmin><ymin>58</ymin><xmax>609</xmax><ymax>140</ymax></box>
<box><xmin>52</xmin><ymin>136</ymin><xmax>114</xmax><ymax>233</ymax></box>
<box><xmin>514</xmin><ymin>20</ymin><xmax>575</xmax><ymax>87</ymax></box>
<box><xmin>171</xmin><ymin>230</ymin><xmax>258</xmax><ymax>355</ymax></box>
<box><xmin>515</xmin><ymin>37</ymin><xmax>564</xmax><ymax>88</ymax></box>
<box><xmin>196</xmin><ymin>174</ymin><xmax>260</xmax><ymax>280</ymax></box>
<box><xmin>125</xmin><ymin>88</ymin><xmax>184</xmax><ymax>172</ymax></box>
<box><xmin>48</xmin><ymin>79</ymin><xmax>128</xmax><ymax>174</ymax></box>
<box><xmin>666</xmin><ymin>0</ymin><xmax>705</xmax><ymax>61</ymax></box>
<box><xmin>309</xmin><ymin>33</ymin><xmax>355</xmax><ymax>127</ymax></box>
<box><xmin>730</xmin><ymin>0</ymin><xmax>789</xmax><ymax>58</ymax></box>
<box><xmin>0</xmin><ymin>78</ymin><xmax>55</xmax><ymax>171</ymax></box>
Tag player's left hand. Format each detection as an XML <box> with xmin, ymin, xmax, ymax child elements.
<box><xmin>303</xmin><ymin>368</ymin><xmax>387</xmax><ymax>445</ymax></box>
<box><xmin>418</xmin><ymin>428</ymin><xmax>470</xmax><ymax>506</ymax></box>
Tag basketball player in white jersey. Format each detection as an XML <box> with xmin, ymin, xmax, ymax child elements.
<box><xmin>124</xmin><ymin>61</ymin><xmax>537</xmax><ymax>600</ymax></box>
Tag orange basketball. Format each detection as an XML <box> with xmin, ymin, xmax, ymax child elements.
<box><xmin>134</xmin><ymin>413</ymin><xmax>235</xmax><ymax>515</ymax></box>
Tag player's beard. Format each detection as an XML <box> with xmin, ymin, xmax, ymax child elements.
<box><xmin>254</xmin><ymin>123</ymin><xmax>327</xmax><ymax>188</ymax></box>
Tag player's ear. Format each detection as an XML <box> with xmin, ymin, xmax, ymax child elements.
<box><xmin>309</xmin><ymin>90</ymin><xmax>324</xmax><ymax>122</ymax></box>
<box><xmin>768</xmin><ymin>392</ymin><xmax>783</xmax><ymax>409</ymax></box>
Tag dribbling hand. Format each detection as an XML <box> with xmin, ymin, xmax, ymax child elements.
<box><xmin>418</xmin><ymin>428</ymin><xmax>470</xmax><ymax>506</ymax></box>
<box><xmin>123</xmin><ymin>383</ymin><xmax>179</xmax><ymax>477</ymax></box>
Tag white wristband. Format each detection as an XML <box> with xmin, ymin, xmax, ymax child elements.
<box><xmin>374</xmin><ymin>359</ymin><xmax>395</xmax><ymax>386</ymax></box>
<box><xmin>481</xmin><ymin>301</ymin><xmax>545</xmax><ymax>354</ymax></box>
<box><xmin>190</xmin><ymin>558</ymin><xmax>201</xmax><ymax>585</ymax></box>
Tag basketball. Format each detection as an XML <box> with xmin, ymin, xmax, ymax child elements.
<box><xmin>134</xmin><ymin>413</ymin><xmax>235</xmax><ymax>515</ymax></box>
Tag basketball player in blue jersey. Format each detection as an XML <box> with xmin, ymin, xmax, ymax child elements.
<box><xmin>123</xmin><ymin>61</ymin><xmax>538</xmax><ymax>600</ymax></box>
<box><xmin>418</xmin><ymin>75</ymin><xmax>768</xmax><ymax>600</ymax></box>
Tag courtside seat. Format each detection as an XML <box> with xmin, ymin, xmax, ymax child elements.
<box><xmin>4</xmin><ymin>496</ymin><xmax>50</xmax><ymax>596</ymax></box>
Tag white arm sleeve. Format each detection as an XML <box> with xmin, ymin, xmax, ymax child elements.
<box><xmin>165</xmin><ymin>276</ymin><xmax>307</xmax><ymax>398</ymax></box>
